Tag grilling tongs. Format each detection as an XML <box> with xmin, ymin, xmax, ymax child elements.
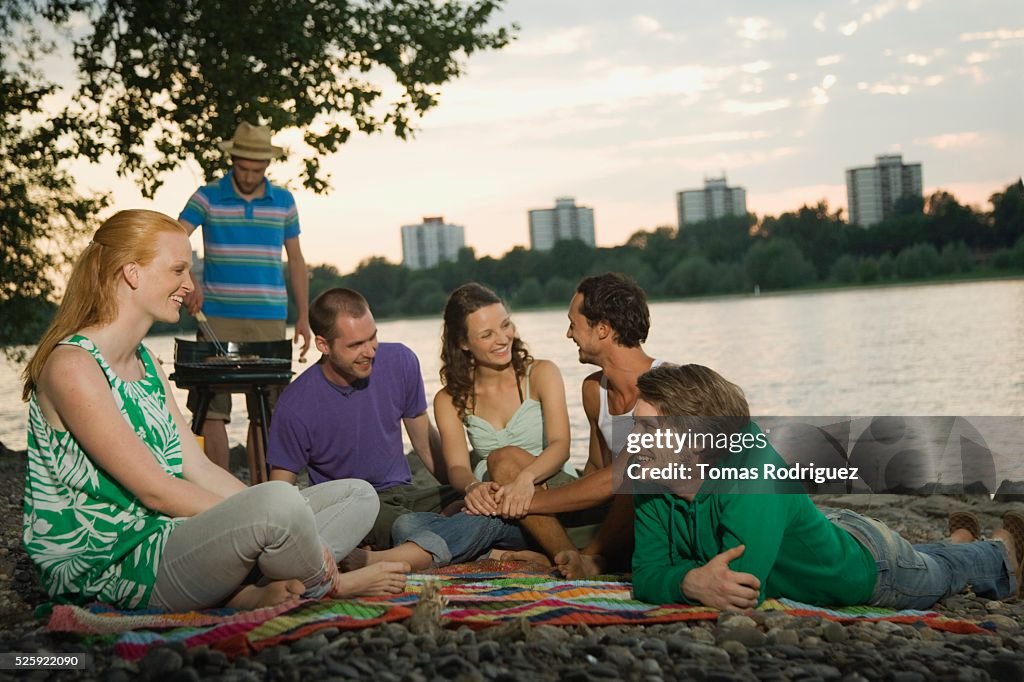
<box><xmin>194</xmin><ymin>311</ymin><xmax>230</xmax><ymax>357</ymax></box>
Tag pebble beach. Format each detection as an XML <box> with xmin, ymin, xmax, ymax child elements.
<box><xmin>2</xmin><ymin>446</ymin><xmax>1024</xmax><ymax>681</ymax></box>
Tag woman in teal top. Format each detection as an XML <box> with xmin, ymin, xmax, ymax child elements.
<box><xmin>22</xmin><ymin>210</ymin><xmax>406</xmax><ymax>610</ymax></box>
<box><xmin>345</xmin><ymin>283</ymin><xmax>581</xmax><ymax>571</ymax></box>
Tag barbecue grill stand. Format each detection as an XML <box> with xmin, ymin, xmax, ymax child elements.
<box><xmin>170</xmin><ymin>339</ymin><xmax>294</xmax><ymax>485</ymax></box>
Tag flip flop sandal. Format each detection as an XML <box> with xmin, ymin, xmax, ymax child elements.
<box><xmin>948</xmin><ymin>511</ymin><xmax>981</xmax><ymax>540</ymax></box>
<box><xmin>1001</xmin><ymin>510</ymin><xmax>1024</xmax><ymax>598</ymax></box>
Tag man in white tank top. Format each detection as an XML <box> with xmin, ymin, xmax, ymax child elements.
<box><xmin>503</xmin><ymin>273</ymin><xmax>659</xmax><ymax>578</ymax></box>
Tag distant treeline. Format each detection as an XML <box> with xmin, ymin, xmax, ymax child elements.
<box><xmin>151</xmin><ymin>179</ymin><xmax>1023</xmax><ymax>333</ymax></box>
<box><xmin>8</xmin><ymin>186</ymin><xmax>1024</xmax><ymax>345</ymax></box>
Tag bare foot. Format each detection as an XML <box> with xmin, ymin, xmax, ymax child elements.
<box><xmin>489</xmin><ymin>549</ymin><xmax>553</xmax><ymax>568</ymax></box>
<box><xmin>333</xmin><ymin>561</ymin><xmax>410</xmax><ymax>598</ymax></box>
<box><xmin>948</xmin><ymin>511</ymin><xmax>981</xmax><ymax>543</ymax></box>
<box><xmin>993</xmin><ymin>528</ymin><xmax>1019</xmax><ymax>576</ymax></box>
<box><xmin>554</xmin><ymin>550</ymin><xmax>605</xmax><ymax>579</ymax></box>
<box><xmin>949</xmin><ymin>529</ymin><xmax>975</xmax><ymax>544</ymax></box>
<box><xmin>226</xmin><ymin>580</ymin><xmax>305</xmax><ymax>609</ymax></box>
<box><xmin>341</xmin><ymin>547</ymin><xmax>371</xmax><ymax>571</ymax></box>
<box><xmin>343</xmin><ymin>544</ymin><xmax>432</xmax><ymax>572</ymax></box>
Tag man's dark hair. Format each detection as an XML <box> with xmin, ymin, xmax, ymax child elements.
<box><xmin>310</xmin><ymin>288</ymin><xmax>370</xmax><ymax>339</ymax></box>
<box><xmin>576</xmin><ymin>273</ymin><xmax>650</xmax><ymax>348</ymax></box>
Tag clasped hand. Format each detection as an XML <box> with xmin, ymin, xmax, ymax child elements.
<box><xmin>681</xmin><ymin>545</ymin><xmax>761</xmax><ymax>610</ymax></box>
<box><xmin>463</xmin><ymin>481</ymin><xmax>501</xmax><ymax>516</ymax></box>
<box><xmin>494</xmin><ymin>473</ymin><xmax>535</xmax><ymax>519</ymax></box>
<box><xmin>463</xmin><ymin>473</ymin><xmax>536</xmax><ymax>519</ymax></box>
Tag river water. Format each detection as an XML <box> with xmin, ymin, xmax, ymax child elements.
<box><xmin>2</xmin><ymin>279</ymin><xmax>1022</xmax><ymax>474</ymax></box>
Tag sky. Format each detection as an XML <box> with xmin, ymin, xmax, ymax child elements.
<box><xmin>70</xmin><ymin>0</ymin><xmax>1024</xmax><ymax>272</ymax></box>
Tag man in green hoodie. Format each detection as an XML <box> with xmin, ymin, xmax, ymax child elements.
<box><xmin>629</xmin><ymin>364</ymin><xmax>1022</xmax><ymax>610</ymax></box>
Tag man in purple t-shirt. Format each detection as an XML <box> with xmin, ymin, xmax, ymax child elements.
<box><xmin>268</xmin><ymin>288</ymin><xmax>457</xmax><ymax>549</ymax></box>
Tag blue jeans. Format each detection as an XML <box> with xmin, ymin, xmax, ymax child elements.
<box><xmin>392</xmin><ymin>511</ymin><xmax>528</xmax><ymax>568</ymax></box>
<box><xmin>822</xmin><ymin>507</ymin><xmax>1017</xmax><ymax>610</ymax></box>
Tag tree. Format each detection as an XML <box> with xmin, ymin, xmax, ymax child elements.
<box><xmin>938</xmin><ymin>242</ymin><xmax>972</xmax><ymax>275</ymax></box>
<box><xmin>679</xmin><ymin>214</ymin><xmax>755</xmax><ymax>263</ymax></box>
<box><xmin>893</xmin><ymin>193</ymin><xmax>924</xmax><ymax>218</ymax></box>
<box><xmin>513</xmin><ymin>278</ymin><xmax>543</xmax><ymax>308</ymax></box>
<box><xmin>829</xmin><ymin>255</ymin><xmax>858</xmax><ymax>284</ymax></box>
<box><xmin>1</xmin><ymin>1</ymin><xmax>109</xmax><ymax>354</ymax></box>
<box><xmin>2</xmin><ymin>0</ymin><xmax>513</xmax><ymax>351</ymax></box>
<box><xmin>743</xmin><ymin>239</ymin><xmax>817</xmax><ymax>290</ymax></box>
<box><xmin>989</xmin><ymin>179</ymin><xmax>1024</xmax><ymax>249</ymax></box>
<box><xmin>895</xmin><ymin>243</ymin><xmax>940</xmax><ymax>279</ymax></box>
<box><xmin>543</xmin><ymin>276</ymin><xmax>573</xmax><ymax>304</ymax></box>
<box><xmin>925</xmin><ymin>190</ymin><xmax>984</xmax><ymax>248</ymax></box>
<box><xmin>343</xmin><ymin>257</ymin><xmax>406</xmax><ymax>317</ymax></box>
<box><xmin>53</xmin><ymin>0</ymin><xmax>515</xmax><ymax>196</ymax></box>
<box><xmin>758</xmin><ymin>201</ymin><xmax>851</xmax><ymax>278</ymax></box>
<box><xmin>663</xmin><ymin>256</ymin><xmax>715</xmax><ymax>297</ymax></box>
<box><xmin>398</xmin><ymin>277</ymin><xmax>446</xmax><ymax>317</ymax></box>
<box><xmin>857</xmin><ymin>258</ymin><xmax>880</xmax><ymax>284</ymax></box>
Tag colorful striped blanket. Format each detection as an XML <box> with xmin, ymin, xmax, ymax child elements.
<box><xmin>47</xmin><ymin>561</ymin><xmax>991</xmax><ymax>660</ymax></box>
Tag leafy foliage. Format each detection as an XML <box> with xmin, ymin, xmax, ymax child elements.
<box><xmin>59</xmin><ymin>0</ymin><xmax>515</xmax><ymax>196</ymax></box>
<box><xmin>1</xmin><ymin>0</ymin><xmax>512</xmax><ymax>354</ymax></box>
<box><xmin>1</xmin><ymin>1</ymin><xmax>108</xmax><ymax>355</ymax></box>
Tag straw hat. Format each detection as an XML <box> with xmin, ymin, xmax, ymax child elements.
<box><xmin>217</xmin><ymin>121</ymin><xmax>284</xmax><ymax>160</ymax></box>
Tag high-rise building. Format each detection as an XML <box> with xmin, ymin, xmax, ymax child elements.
<box><xmin>676</xmin><ymin>176</ymin><xmax>747</xmax><ymax>227</ymax></box>
<box><xmin>845</xmin><ymin>154</ymin><xmax>923</xmax><ymax>227</ymax></box>
<box><xmin>401</xmin><ymin>216</ymin><xmax>465</xmax><ymax>270</ymax></box>
<box><xmin>528</xmin><ymin>197</ymin><xmax>595</xmax><ymax>251</ymax></box>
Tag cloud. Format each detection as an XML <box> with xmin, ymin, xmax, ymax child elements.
<box><xmin>956</xmin><ymin>65</ymin><xmax>990</xmax><ymax>84</ymax></box>
<box><xmin>836</xmin><ymin>0</ymin><xmax>930</xmax><ymax>37</ymax></box>
<box><xmin>861</xmin><ymin>73</ymin><xmax>943</xmax><ymax>91</ymax></box>
<box><xmin>809</xmin><ymin>75</ymin><xmax>838</xmax><ymax>107</ymax></box>
<box><xmin>506</xmin><ymin>26</ymin><xmax>595</xmax><ymax>56</ymax></box>
<box><xmin>728</xmin><ymin>16</ymin><xmax>786</xmax><ymax>42</ymax></box>
<box><xmin>630</xmin><ymin>14</ymin><xmax>678</xmax><ymax>41</ymax></box>
<box><xmin>741</xmin><ymin>61</ymin><xmax>772</xmax><ymax>74</ymax></box>
<box><xmin>628</xmin><ymin>130</ymin><xmax>773</xmax><ymax>150</ymax></box>
<box><xmin>721</xmin><ymin>98</ymin><xmax>792</xmax><ymax>116</ymax></box>
<box><xmin>959</xmin><ymin>29</ymin><xmax>1024</xmax><ymax>42</ymax></box>
<box><xmin>813</xmin><ymin>12</ymin><xmax>827</xmax><ymax>32</ymax></box>
<box><xmin>425</xmin><ymin>61</ymin><xmax>737</xmax><ymax>130</ymax></box>
<box><xmin>914</xmin><ymin>132</ymin><xmax>987</xmax><ymax>150</ymax></box>
<box><xmin>966</xmin><ymin>52</ymin><xmax>992</xmax><ymax>64</ymax></box>
<box><xmin>858</xmin><ymin>0</ymin><xmax>901</xmax><ymax>25</ymax></box>
<box><xmin>632</xmin><ymin>15</ymin><xmax>662</xmax><ymax>33</ymax></box>
<box><xmin>816</xmin><ymin>54</ymin><xmax>843</xmax><ymax>66</ymax></box>
<box><xmin>674</xmin><ymin>147</ymin><xmax>798</xmax><ymax>173</ymax></box>
<box><xmin>857</xmin><ymin>81</ymin><xmax>911</xmax><ymax>95</ymax></box>
<box><xmin>901</xmin><ymin>53</ymin><xmax>932</xmax><ymax>66</ymax></box>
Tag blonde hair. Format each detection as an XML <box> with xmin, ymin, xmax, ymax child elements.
<box><xmin>636</xmin><ymin>364</ymin><xmax>750</xmax><ymax>439</ymax></box>
<box><xmin>22</xmin><ymin>210</ymin><xmax>187</xmax><ymax>400</ymax></box>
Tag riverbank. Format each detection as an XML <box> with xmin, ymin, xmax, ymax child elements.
<box><xmin>3</xmin><ymin>447</ymin><xmax>1024</xmax><ymax>679</ymax></box>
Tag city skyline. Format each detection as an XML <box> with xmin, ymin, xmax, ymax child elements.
<box><xmin>63</xmin><ymin>0</ymin><xmax>1022</xmax><ymax>271</ymax></box>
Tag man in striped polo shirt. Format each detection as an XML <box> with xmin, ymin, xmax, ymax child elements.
<box><xmin>179</xmin><ymin>121</ymin><xmax>312</xmax><ymax>471</ymax></box>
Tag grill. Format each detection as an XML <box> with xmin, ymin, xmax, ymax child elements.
<box><xmin>169</xmin><ymin>339</ymin><xmax>295</xmax><ymax>484</ymax></box>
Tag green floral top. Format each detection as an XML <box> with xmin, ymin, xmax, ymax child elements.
<box><xmin>23</xmin><ymin>335</ymin><xmax>185</xmax><ymax>608</ymax></box>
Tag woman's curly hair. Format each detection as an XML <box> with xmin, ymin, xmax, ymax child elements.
<box><xmin>440</xmin><ymin>283</ymin><xmax>533</xmax><ymax>419</ymax></box>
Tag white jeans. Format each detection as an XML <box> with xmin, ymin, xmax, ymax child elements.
<box><xmin>149</xmin><ymin>479</ymin><xmax>378</xmax><ymax>610</ymax></box>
